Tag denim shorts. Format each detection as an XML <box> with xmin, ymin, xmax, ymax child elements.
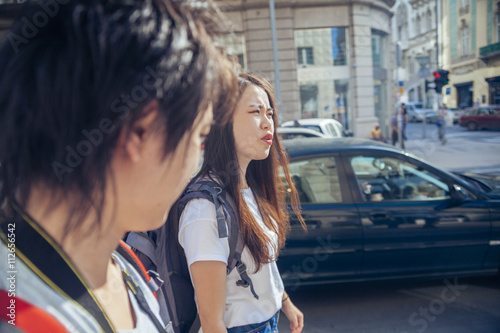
<box><xmin>227</xmin><ymin>312</ymin><xmax>279</xmax><ymax>333</ymax></box>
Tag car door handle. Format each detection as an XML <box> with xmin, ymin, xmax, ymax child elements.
<box><xmin>290</xmin><ymin>219</ymin><xmax>319</xmax><ymax>230</ymax></box>
<box><xmin>369</xmin><ymin>212</ymin><xmax>390</xmax><ymax>221</ymax></box>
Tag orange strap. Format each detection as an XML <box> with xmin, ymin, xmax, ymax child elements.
<box><xmin>118</xmin><ymin>240</ymin><xmax>158</xmax><ymax>299</ymax></box>
<box><xmin>118</xmin><ymin>240</ymin><xmax>150</xmax><ymax>282</ymax></box>
<box><xmin>0</xmin><ymin>290</ymin><xmax>69</xmax><ymax>333</ymax></box>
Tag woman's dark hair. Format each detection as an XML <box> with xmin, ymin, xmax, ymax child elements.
<box><xmin>0</xmin><ymin>0</ymin><xmax>237</xmax><ymax>234</ymax></box>
<box><xmin>196</xmin><ymin>72</ymin><xmax>306</xmax><ymax>271</ymax></box>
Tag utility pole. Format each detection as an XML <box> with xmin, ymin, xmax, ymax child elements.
<box><xmin>269</xmin><ymin>0</ymin><xmax>283</xmax><ymax>124</ymax></box>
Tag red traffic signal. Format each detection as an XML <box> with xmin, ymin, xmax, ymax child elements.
<box><xmin>433</xmin><ymin>71</ymin><xmax>441</xmax><ymax>78</ymax></box>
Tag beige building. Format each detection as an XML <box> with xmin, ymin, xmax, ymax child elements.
<box><xmin>441</xmin><ymin>0</ymin><xmax>500</xmax><ymax>107</ymax></box>
<box><xmin>217</xmin><ymin>0</ymin><xmax>396</xmax><ymax>138</ymax></box>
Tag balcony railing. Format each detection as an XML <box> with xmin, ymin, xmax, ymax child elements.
<box><xmin>480</xmin><ymin>42</ymin><xmax>500</xmax><ymax>58</ymax></box>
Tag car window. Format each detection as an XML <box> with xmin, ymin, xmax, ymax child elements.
<box><xmin>334</xmin><ymin>123</ymin><xmax>344</xmax><ymax>137</ymax></box>
<box><xmin>349</xmin><ymin>156</ymin><xmax>450</xmax><ymax>202</ymax></box>
<box><xmin>283</xmin><ymin>156</ymin><xmax>342</xmax><ymax>204</ymax></box>
<box><xmin>301</xmin><ymin>125</ymin><xmax>322</xmax><ymax>133</ymax></box>
<box><xmin>465</xmin><ymin>109</ymin><xmax>478</xmax><ymax>116</ymax></box>
<box><xmin>282</xmin><ymin>132</ymin><xmax>318</xmax><ymax>139</ymax></box>
<box><xmin>325</xmin><ymin>123</ymin><xmax>337</xmax><ymax>137</ymax></box>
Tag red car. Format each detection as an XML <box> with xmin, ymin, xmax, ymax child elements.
<box><xmin>459</xmin><ymin>105</ymin><xmax>500</xmax><ymax>131</ymax></box>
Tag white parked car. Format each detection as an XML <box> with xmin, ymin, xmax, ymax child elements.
<box><xmin>277</xmin><ymin>127</ymin><xmax>329</xmax><ymax>140</ymax></box>
<box><xmin>281</xmin><ymin>118</ymin><xmax>353</xmax><ymax>138</ymax></box>
<box><xmin>399</xmin><ymin>102</ymin><xmax>436</xmax><ymax>123</ymax></box>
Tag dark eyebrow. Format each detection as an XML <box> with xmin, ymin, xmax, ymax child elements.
<box><xmin>249</xmin><ymin>103</ymin><xmax>263</xmax><ymax>109</ymax></box>
<box><xmin>249</xmin><ymin>103</ymin><xmax>274</xmax><ymax>113</ymax></box>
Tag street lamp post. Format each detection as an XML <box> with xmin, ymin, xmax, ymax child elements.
<box><xmin>269</xmin><ymin>0</ymin><xmax>283</xmax><ymax>124</ymax></box>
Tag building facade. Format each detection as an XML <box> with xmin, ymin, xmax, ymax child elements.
<box><xmin>217</xmin><ymin>0</ymin><xmax>395</xmax><ymax>138</ymax></box>
<box><xmin>441</xmin><ymin>0</ymin><xmax>500</xmax><ymax>108</ymax></box>
<box><xmin>391</xmin><ymin>0</ymin><xmax>439</xmax><ymax>109</ymax></box>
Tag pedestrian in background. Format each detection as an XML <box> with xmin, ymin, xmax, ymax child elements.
<box><xmin>177</xmin><ymin>73</ymin><xmax>306</xmax><ymax>332</ymax></box>
<box><xmin>370</xmin><ymin>123</ymin><xmax>387</xmax><ymax>143</ymax></box>
<box><xmin>0</xmin><ymin>0</ymin><xmax>237</xmax><ymax>331</ymax></box>
<box><xmin>437</xmin><ymin>106</ymin><xmax>447</xmax><ymax>145</ymax></box>
<box><xmin>392</xmin><ymin>104</ymin><xmax>406</xmax><ymax>149</ymax></box>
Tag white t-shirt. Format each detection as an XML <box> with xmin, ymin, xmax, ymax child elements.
<box><xmin>178</xmin><ymin>188</ymin><xmax>284</xmax><ymax>329</ymax></box>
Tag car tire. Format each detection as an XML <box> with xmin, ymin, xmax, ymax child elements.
<box><xmin>467</xmin><ymin>122</ymin><xmax>478</xmax><ymax>131</ymax></box>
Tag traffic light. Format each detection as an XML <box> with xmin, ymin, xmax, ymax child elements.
<box><xmin>433</xmin><ymin>69</ymin><xmax>449</xmax><ymax>94</ymax></box>
<box><xmin>439</xmin><ymin>69</ymin><xmax>449</xmax><ymax>85</ymax></box>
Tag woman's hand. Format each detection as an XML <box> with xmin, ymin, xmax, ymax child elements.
<box><xmin>281</xmin><ymin>296</ymin><xmax>304</xmax><ymax>333</ymax></box>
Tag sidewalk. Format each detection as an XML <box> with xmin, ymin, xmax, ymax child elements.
<box><xmin>402</xmin><ymin>124</ymin><xmax>500</xmax><ymax>175</ymax></box>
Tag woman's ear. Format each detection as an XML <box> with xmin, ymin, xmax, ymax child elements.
<box><xmin>120</xmin><ymin>100</ymin><xmax>160</xmax><ymax>162</ymax></box>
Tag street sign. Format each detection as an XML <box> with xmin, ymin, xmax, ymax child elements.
<box><xmin>415</xmin><ymin>55</ymin><xmax>430</xmax><ymax>66</ymax></box>
<box><xmin>419</xmin><ymin>68</ymin><xmax>430</xmax><ymax>78</ymax></box>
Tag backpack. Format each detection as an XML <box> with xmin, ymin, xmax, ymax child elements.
<box><xmin>124</xmin><ymin>180</ymin><xmax>258</xmax><ymax>333</ymax></box>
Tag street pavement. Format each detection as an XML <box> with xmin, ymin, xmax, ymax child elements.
<box><xmin>400</xmin><ymin>122</ymin><xmax>500</xmax><ymax>176</ymax></box>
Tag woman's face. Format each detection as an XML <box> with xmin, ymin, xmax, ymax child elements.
<box><xmin>233</xmin><ymin>84</ymin><xmax>274</xmax><ymax>168</ymax></box>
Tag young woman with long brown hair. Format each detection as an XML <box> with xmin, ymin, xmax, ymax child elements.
<box><xmin>178</xmin><ymin>73</ymin><xmax>306</xmax><ymax>333</ymax></box>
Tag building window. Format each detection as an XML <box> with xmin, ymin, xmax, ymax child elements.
<box><xmin>460</xmin><ymin>0</ymin><xmax>470</xmax><ymax>15</ymax></box>
<box><xmin>416</xmin><ymin>15</ymin><xmax>421</xmax><ymax>35</ymax></box>
<box><xmin>409</xmin><ymin>88</ymin><xmax>416</xmax><ymax>102</ymax></box>
<box><xmin>427</xmin><ymin>10</ymin><xmax>432</xmax><ymax>31</ymax></box>
<box><xmin>220</xmin><ymin>33</ymin><xmax>246</xmax><ymax>69</ymax></box>
<box><xmin>497</xmin><ymin>11</ymin><xmax>500</xmax><ymax>42</ymax></box>
<box><xmin>300</xmin><ymin>85</ymin><xmax>318</xmax><ymax>118</ymax></box>
<box><xmin>331</xmin><ymin>28</ymin><xmax>347</xmax><ymax>66</ymax></box>
<box><xmin>297</xmin><ymin>47</ymin><xmax>314</xmax><ymax>65</ymax></box>
<box><xmin>460</xmin><ymin>21</ymin><xmax>469</xmax><ymax>56</ymax></box>
<box><xmin>397</xmin><ymin>5</ymin><xmax>408</xmax><ymax>40</ymax></box>
<box><xmin>295</xmin><ymin>28</ymin><xmax>351</xmax><ymax>124</ymax></box>
<box><xmin>371</xmin><ymin>30</ymin><xmax>387</xmax><ymax>69</ymax></box>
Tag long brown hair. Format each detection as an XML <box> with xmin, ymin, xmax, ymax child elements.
<box><xmin>196</xmin><ymin>73</ymin><xmax>306</xmax><ymax>271</ymax></box>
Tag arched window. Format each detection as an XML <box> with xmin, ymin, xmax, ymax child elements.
<box><xmin>397</xmin><ymin>5</ymin><xmax>408</xmax><ymax>40</ymax></box>
<box><xmin>460</xmin><ymin>20</ymin><xmax>469</xmax><ymax>55</ymax></box>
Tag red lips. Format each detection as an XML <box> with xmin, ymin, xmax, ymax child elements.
<box><xmin>261</xmin><ymin>133</ymin><xmax>273</xmax><ymax>145</ymax></box>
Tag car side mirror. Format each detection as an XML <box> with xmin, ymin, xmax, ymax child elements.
<box><xmin>435</xmin><ymin>184</ymin><xmax>471</xmax><ymax>211</ymax></box>
<box><xmin>343</xmin><ymin>130</ymin><xmax>354</xmax><ymax>137</ymax></box>
<box><xmin>451</xmin><ymin>184</ymin><xmax>471</xmax><ymax>201</ymax></box>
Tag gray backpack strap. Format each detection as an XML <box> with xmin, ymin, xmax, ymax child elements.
<box><xmin>186</xmin><ymin>182</ymin><xmax>228</xmax><ymax>238</ymax></box>
<box><xmin>234</xmin><ymin>253</ymin><xmax>259</xmax><ymax>300</ymax></box>
<box><xmin>125</xmin><ymin>232</ymin><xmax>159</xmax><ymax>269</ymax></box>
